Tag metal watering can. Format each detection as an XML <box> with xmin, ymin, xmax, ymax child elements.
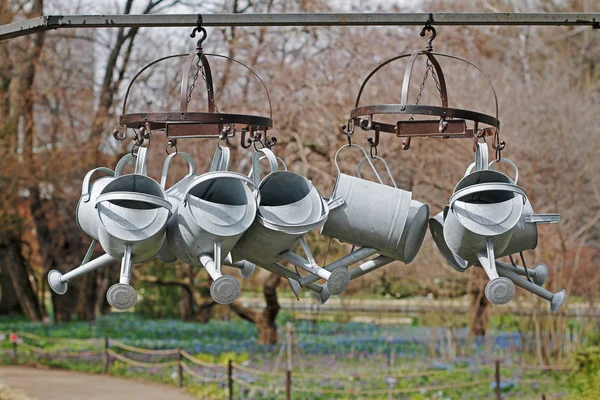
<box><xmin>232</xmin><ymin>148</ymin><xmax>352</xmax><ymax>296</ymax></box>
<box><xmin>165</xmin><ymin>146</ymin><xmax>259</xmax><ymax>304</ymax></box>
<box><xmin>429</xmin><ymin>208</ymin><xmax>566</xmax><ymax>313</ymax></box>
<box><xmin>156</xmin><ymin>148</ymin><xmax>230</xmax><ymax>263</ymax></box>
<box><xmin>48</xmin><ymin>148</ymin><xmax>172</xmax><ymax>310</ymax></box>
<box><xmin>442</xmin><ymin>142</ymin><xmax>525</xmax><ymax>305</ymax></box>
<box><xmin>321</xmin><ymin>144</ymin><xmax>430</xmax><ymax>264</ymax></box>
<box><xmin>437</xmin><ymin>144</ymin><xmax>565</xmax><ymax>309</ymax></box>
<box><xmin>483</xmin><ymin>158</ymin><xmax>561</xmax><ymax>258</ymax></box>
<box><xmin>95</xmin><ymin>147</ymin><xmax>172</xmax><ymax>310</ymax></box>
<box><xmin>290</xmin><ymin>149</ymin><xmax>429</xmax><ymax>303</ymax></box>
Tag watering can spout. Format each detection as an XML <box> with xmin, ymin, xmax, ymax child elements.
<box><xmin>551</xmin><ymin>290</ymin><xmax>567</xmax><ymax>313</ymax></box>
<box><xmin>200</xmin><ymin>243</ymin><xmax>242</xmax><ymax>305</ymax></box>
<box><xmin>107</xmin><ymin>244</ymin><xmax>138</xmax><ymax>311</ymax></box>
<box><xmin>280</xmin><ymin>243</ymin><xmax>350</xmax><ymax>296</ymax></box>
<box><xmin>287</xmin><ymin>278</ymin><xmax>301</xmax><ymax>300</ymax></box>
<box><xmin>496</xmin><ymin>265</ymin><xmax>567</xmax><ymax>312</ymax></box>
<box><xmin>313</xmin><ymin>285</ymin><xmax>330</xmax><ymax>305</ymax></box>
<box><xmin>48</xmin><ymin>247</ymin><xmax>115</xmax><ymax>295</ymax></box>
<box><xmin>477</xmin><ymin>240</ymin><xmax>516</xmax><ymax>305</ymax></box>
<box><xmin>223</xmin><ymin>255</ymin><xmax>256</xmax><ymax>278</ymax></box>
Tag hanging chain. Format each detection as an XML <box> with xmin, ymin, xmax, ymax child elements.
<box><xmin>186</xmin><ymin>14</ymin><xmax>220</xmax><ymax>113</ymax></box>
<box><xmin>201</xmin><ymin>64</ymin><xmax>219</xmax><ymax>113</ymax></box>
<box><xmin>186</xmin><ymin>56</ymin><xmax>202</xmax><ymax>106</ymax></box>
<box><xmin>185</xmin><ymin>55</ymin><xmax>221</xmax><ymax>113</ymax></box>
<box><xmin>409</xmin><ymin>59</ymin><xmax>433</xmax><ymax>121</ymax></box>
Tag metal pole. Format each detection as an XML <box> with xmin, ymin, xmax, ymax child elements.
<box><xmin>177</xmin><ymin>347</ymin><xmax>183</xmax><ymax>388</ymax></box>
<box><xmin>103</xmin><ymin>336</ymin><xmax>109</xmax><ymax>373</ymax></box>
<box><xmin>11</xmin><ymin>331</ymin><xmax>17</xmax><ymax>364</ymax></box>
<box><xmin>286</xmin><ymin>322</ymin><xmax>293</xmax><ymax>400</ymax></box>
<box><xmin>1</xmin><ymin>13</ymin><xmax>599</xmax><ymax>41</ymax></box>
<box><xmin>495</xmin><ymin>360</ymin><xmax>501</xmax><ymax>400</ymax></box>
<box><xmin>228</xmin><ymin>360</ymin><xmax>233</xmax><ymax>400</ymax></box>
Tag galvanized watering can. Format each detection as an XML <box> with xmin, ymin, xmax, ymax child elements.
<box><xmin>429</xmin><ymin>207</ymin><xmax>566</xmax><ymax>313</ymax></box>
<box><xmin>96</xmin><ymin>147</ymin><xmax>172</xmax><ymax>310</ymax></box>
<box><xmin>156</xmin><ymin>148</ymin><xmax>230</xmax><ymax>263</ymax></box>
<box><xmin>442</xmin><ymin>142</ymin><xmax>525</xmax><ymax>305</ymax></box>
<box><xmin>232</xmin><ymin>148</ymin><xmax>352</xmax><ymax>296</ymax></box>
<box><xmin>321</xmin><ymin>144</ymin><xmax>430</xmax><ymax>264</ymax></box>
<box><xmin>165</xmin><ymin>146</ymin><xmax>259</xmax><ymax>304</ymax></box>
<box><xmin>49</xmin><ymin>147</ymin><xmax>172</xmax><ymax>311</ymax></box>
<box><xmin>433</xmin><ymin>144</ymin><xmax>565</xmax><ymax>310</ymax></box>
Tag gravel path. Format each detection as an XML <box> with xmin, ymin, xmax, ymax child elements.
<box><xmin>0</xmin><ymin>366</ymin><xmax>196</xmax><ymax>400</ymax></box>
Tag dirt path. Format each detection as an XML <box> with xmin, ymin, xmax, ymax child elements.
<box><xmin>0</xmin><ymin>366</ymin><xmax>196</xmax><ymax>400</ymax></box>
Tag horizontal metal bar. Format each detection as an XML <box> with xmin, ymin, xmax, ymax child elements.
<box><xmin>1</xmin><ymin>13</ymin><xmax>599</xmax><ymax>41</ymax></box>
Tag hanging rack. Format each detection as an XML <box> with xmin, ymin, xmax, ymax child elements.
<box><xmin>348</xmin><ymin>22</ymin><xmax>501</xmax><ymax>153</ymax></box>
<box><xmin>115</xmin><ymin>15</ymin><xmax>274</xmax><ymax>150</ymax></box>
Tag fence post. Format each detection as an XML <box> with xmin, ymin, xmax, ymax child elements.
<box><xmin>177</xmin><ymin>347</ymin><xmax>183</xmax><ymax>388</ymax></box>
<box><xmin>103</xmin><ymin>336</ymin><xmax>109</xmax><ymax>373</ymax></box>
<box><xmin>286</xmin><ymin>370</ymin><xmax>292</xmax><ymax>400</ymax></box>
<box><xmin>228</xmin><ymin>359</ymin><xmax>233</xmax><ymax>400</ymax></box>
<box><xmin>11</xmin><ymin>330</ymin><xmax>17</xmax><ymax>364</ymax></box>
<box><xmin>286</xmin><ymin>322</ymin><xmax>293</xmax><ymax>400</ymax></box>
<box><xmin>495</xmin><ymin>359</ymin><xmax>501</xmax><ymax>400</ymax></box>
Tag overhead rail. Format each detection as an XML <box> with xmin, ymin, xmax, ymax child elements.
<box><xmin>1</xmin><ymin>12</ymin><xmax>599</xmax><ymax>41</ymax></box>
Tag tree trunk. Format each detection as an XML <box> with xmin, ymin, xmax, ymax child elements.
<box><xmin>468</xmin><ymin>268</ymin><xmax>490</xmax><ymax>337</ymax></box>
<box><xmin>0</xmin><ymin>0</ymin><xmax>46</xmax><ymax>322</ymax></box>
<box><xmin>230</xmin><ymin>272</ymin><xmax>282</xmax><ymax>345</ymax></box>
<box><xmin>0</xmin><ymin>268</ymin><xmax>22</xmax><ymax>314</ymax></box>
<box><xmin>0</xmin><ymin>233</ymin><xmax>44</xmax><ymax>321</ymax></box>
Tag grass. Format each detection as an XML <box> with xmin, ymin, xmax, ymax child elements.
<box><xmin>0</xmin><ymin>313</ymin><xmax>574</xmax><ymax>399</ymax></box>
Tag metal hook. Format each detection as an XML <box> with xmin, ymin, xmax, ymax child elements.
<box><xmin>165</xmin><ymin>140</ymin><xmax>178</xmax><ymax>155</ymax></box>
<box><xmin>253</xmin><ymin>138</ymin><xmax>265</xmax><ymax>152</ymax></box>
<box><xmin>190</xmin><ymin>14</ymin><xmax>207</xmax><ymax>52</ymax></box>
<box><xmin>340</xmin><ymin>118</ymin><xmax>355</xmax><ymax>146</ymax></box>
<box><xmin>420</xmin><ymin>18</ymin><xmax>436</xmax><ymax>52</ymax></box>
<box><xmin>360</xmin><ymin>114</ymin><xmax>373</xmax><ymax>131</ymax></box>
<box><xmin>367</xmin><ymin>124</ymin><xmax>380</xmax><ymax>159</ymax></box>
<box><xmin>402</xmin><ymin>137</ymin><xmax>411</xmax><ymax>150</ymax></box>
<box><xmin>492</xmin><ymin>129</ymin><xmax>505</xmax><ymax>161</ymax></box>
<box><xmin>265</xmin><ymin>133</ymin><xmax>277</xmax><ymax>149</ymax></box>
<box><xmin>241</xmin><ymin>126</ymin><xmax>251</xmax><ymax>149</ymax></box>
<box><xmin>113</xmin><ymin>128</ymin><xmax>127</xmax><ymax>141</ymax></box>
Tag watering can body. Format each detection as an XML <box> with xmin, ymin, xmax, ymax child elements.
<box><xmin>321</xmin><ymin>145</ymin><xmax>429</xmax><ymax>264</ymax></box>
<box><xmin>165</xmin><ymin>171</ymin><xmax>258</xmax><ymax>266</ymax></box>
<box><xmin>233</xmin><ymin>149</ymin><xmax>327</xmax><ymax>265</ymax></box>
<box><xmin>442</xmin><ymin>143</ymin><xmax>526</xmax><ymax>265</ymax></box>
<box><xmin>94</xmin><ymin>148</ymin><xmax>172</xmax><ymax>264</ymax></box>
<box><xmin>233</xmin><ymin>171</ymin><xmax>327</xmax><ymax>265</ymax></box>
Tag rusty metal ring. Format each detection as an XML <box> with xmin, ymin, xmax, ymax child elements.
<box><xmin>165</xmin><ymin>141</ymin><xmax>178</xmax><ymax>156</ymax></box>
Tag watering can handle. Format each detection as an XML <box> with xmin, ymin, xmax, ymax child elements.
<box><xmin>210</xmin><ymin>146</ymin><xmax>231</xmax><ymax>172</ymax></box>
<box><xmin>115</xmin><ymin>154</ymin><xmax>134</xmax><ymax>177</ymax></box>
<box><xmin>81</xmin><ymin>167</ymin><xmax>114</xmax><ymax>202</ymax></box>
<box><xmin>134</xmin><ymin>147</ymin><xmax>148</xmax><ymax>175</ymax></box>
<box><xmin>449</xmin><ymin>183</ymin><xmax>527</xmax><ymax>210</ymax></box>
<box><xmin>356</xmin><ymin>156</ymin><xmax>398</xmax><ymax>188</ymax></box>
<box><xmin>250</xmin><ymin>148</ymin><xmax>279</xmax><ymax>187</ymax></box>
<box><xmin>160</xmin><ymin>152</ymin><xmax>196</xmax><ymax>190</ymax></box>
<box><xmin>333</xmin><ymin>144</ymin><xmax>384</xmax><ymax>185</ymax></box>
<box><xmin>465</xmin><ymin>142</ymin><xmax>491</xmax><ymax>176</ymax></box>
<box><xmin>95</xmin><ymin>192</ymin><xmax>173</xmax><ymax>213</ymax></box>
<box><xmin>475</xmin><ymin>142</ymin><xmax>489</xmax><ymax>172</ymax></box>
<box><xmin>489</xmin><ymin>158</ymin><xmax>519</xmax><ymax>184</ymax></box>
<box><xmin>113</xmin><ymin>147</ymin><xmax>148</xmax><ymax>177</ymax></box>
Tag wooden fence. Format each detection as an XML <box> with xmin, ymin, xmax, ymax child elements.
<box><xmin>1</xmin><ymin>330</ymin><xmax>570</xmax><ymax>399</ymax></box>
